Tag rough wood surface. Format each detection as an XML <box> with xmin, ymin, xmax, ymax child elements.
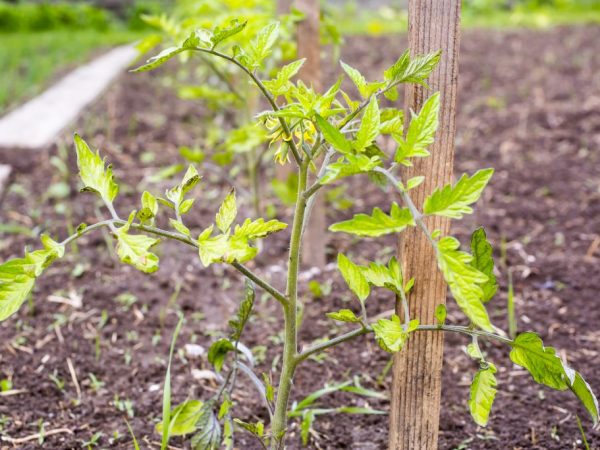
<box><xmin>277</xmin><ymin>0</ymin><xmax>292</xmax><ymax>15</ymax></box>
<box><xmin>296</xmin><ymin>0</ymin><xmax>326</xmax><ymax>268</ymax></box>
<box><xmin>389</xmin><ymin>1</ymin><xmax>461</xmax><ymax>449</ymax></box>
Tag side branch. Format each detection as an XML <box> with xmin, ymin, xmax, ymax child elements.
<box><xmin>59</xmin><ymin>219</ymin><xmax>288</xmax><ymax>305</ymax></box>
<box><xmin>374</xmin><ymin>166</ymin><xmax>436</xmax><ymax>245</ymax></box>
<box><xmin>296</xmin><ymin>323</ymin><xmax>513</xmax><ymax>362</ymax></box>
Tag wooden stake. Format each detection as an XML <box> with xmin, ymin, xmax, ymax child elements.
<box><xmin>276</xmin><ymin>0</ymin><xmax>292</xmax><ymax>16</ymax></box>
<box><xmin>296</xmin><ymin>0</ymin><xmax>326</xmax><ymax>268</ymax></box>
<box><xmin>389</xmin><ymin>2</ymin><xmax>461</xmax><ymax>449</ymax></box>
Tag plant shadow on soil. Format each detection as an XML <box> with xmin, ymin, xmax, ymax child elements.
<box><xmin>0</xmin><ymin>26</ymin><xmax>599</xmax><ymax>449</ymax></box>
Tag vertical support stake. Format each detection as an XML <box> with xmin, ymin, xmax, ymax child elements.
<box><xmin>389</xmin><ymin>1</ymin><xmax>461</xmax><ymax>449</ymax></box>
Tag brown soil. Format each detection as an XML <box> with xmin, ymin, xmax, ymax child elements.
<box><xmin>0</xmin><ymin>25</ymin><xmax>599</xmax><ymax>450</ymax></box>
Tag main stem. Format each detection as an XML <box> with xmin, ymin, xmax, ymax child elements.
<box><xmin>270</xmin><ymin>160</ymin><xmax>309</xmax><ymax>449</ymax></box>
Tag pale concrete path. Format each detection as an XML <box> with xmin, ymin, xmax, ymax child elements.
<box><xmin>0</xmin><ymin>44</ymin><xmax>138</xmax><ymax>149</ymax></box>
<box><xmin>0</xmin><ymin>165</ymin><xmax>11</xmax><ymax>199</ymax></box>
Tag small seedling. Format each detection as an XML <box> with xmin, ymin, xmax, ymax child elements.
<box><xmin>88</xmin><ymin>373</ymin><xmax>105</xmax><ymax>392</ymax></box>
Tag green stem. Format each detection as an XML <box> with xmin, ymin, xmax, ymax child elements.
<box><xmin>297</xmin><ymin>323</ymin><xmax>513</xmax><ymax>363</ymax></box>
<box><xmin>270</xmin><ymin>160</ymin><xmax>309</xmax><ymax>449</ymax></box>
<box><xmin>374</xmin><ymin>166</ymin><xmax>436</xmax><ymax>246</ymax></box>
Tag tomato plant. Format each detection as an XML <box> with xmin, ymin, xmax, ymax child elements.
<box><xmin>0</xmin><ymin>17</ymin><xmax>597</xmax><ymax>450</ymax></box>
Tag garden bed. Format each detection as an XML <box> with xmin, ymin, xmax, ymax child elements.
<box><xmin>0</xmin><ymin>25</ymin><xmax>599</xmax><ymax>449</ymax></box>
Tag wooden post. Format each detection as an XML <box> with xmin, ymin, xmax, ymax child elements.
<box><xmin>389</xmin><ymin>2</ymin><xmax>461</xmax><ymax>449</ymax></box>
<box><xmin>296</xmin><ymin>0</ymin><xmax>326</xmax><ymax>268</ymax></box>
<box><xmin>276</xmin><ymin>0</ymin><xmax>292</xmax><ymax>16</ymax></box>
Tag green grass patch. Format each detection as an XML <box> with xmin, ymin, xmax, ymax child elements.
<box><xmin>334</xmin><ymin>3</ymin><xmax>600</xmax><ymax>36</ymax></box>
<box><xmin>0</xmin><ymin>29</ymin><xmax>142</xmax><ymax>114</ymax></box>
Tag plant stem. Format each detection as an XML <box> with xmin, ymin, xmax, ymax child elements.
<box><xmin>270</xmin><ymin>160</ymin><xmax>309</xmax><ymax>449</ymax></box>
<box><xmin>231</xmin><ymin>262</ymin><xmax>287</xmax><ymax>306</ymax></box>
<box><xmin>59</xmin><ymin>219</ymin><xmax>288</xmax><ymax>305</ymax></box>
<box><xmin>296</xmin><ymin>323</ymin><xmax>513</xmax><ymax>362</ymax></box>
<box><xmin>374</xmin><ymin>166</ymin><xmax>436</xmax><ymax>246</ymax></box>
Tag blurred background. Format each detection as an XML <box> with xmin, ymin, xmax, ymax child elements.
<box><xmin>1</xmin><ymin>0</ymin><xmax>599</xmax><ymax>114</ymax></box>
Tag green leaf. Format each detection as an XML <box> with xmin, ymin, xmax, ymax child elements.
<box><xmin>340</xmin><ymin>61</ymin><xmax>367</xmax><ymax>97</ymax></box>
<box><xmin>380</xmin><ymin>108</ymin><xmax>404</xmax><ymax>135</ymax></box>
<box><xmin>326</xmin><ymin>309</ymin><xmax>361</xmax><ymax>323</ymax></box>
<box><xmin>0</xmin><ymin>246</ymin><xmax>63</xmax><ymax>322</ymax></box>
<box><xmin>337</xmin><ymin>254</ymin><xmax>370</xmax><ymax>304</ymax></box>
<box><xmin>210</xmin><ymin>19</ymin><xmax>247</xmax><ymax>49</ymax></box>
<box><xmin>115</xmin><ymin>219</ymin><xmax>159</xmax><ymax>273</ymax></box>
<box><xmin>264</xmin><ymin>59</ymin><xmax>306</xmax><ymax>97</ymax></box>
<box><xmin>510</xmin><ymin>332</ymin><xmax>574</xmax><ymax>391</ymax></box>
<box><xmin>385</xmin><ymin>50</ymin><xmax>441</xmax><ymax>86</ymax></box>
<box><xmin>329</xmin><ymin>202</ymin><xmax>414</xmax><ymax>237</ymax></box>
<box><xmin>424</xmin><ymin>169</ymin><xmax>494</xmax><ymax>219</ymax></box>
<box><xmin>470</xmin><ymin>228</ymin><xmax>498</xmax><ymax>302</ymax></box>
<box><xmin>132</xmin><ymin>30</ymin><xmax>203</xmax><ymax>73</ymax></box>
<box><xmin>249</xmin><ymin>22</ymin><xmax>279</xmax><ymax>68</ymax></box>
<box><xmin>436</xmin><ymin>236</ymin><xmax>493</xmax><ymax>331</ymax></box>
<box><xmin>354</xmin><ymin>96</ymin><xmax>380</xmax><ymax>152</ymax></box>
<box><xmin>166</xmin><ymin>165</ymin><xmax>200</xmax><ymax>210</ymax></box>
<box><xmin>74</xmin><ymin>134</ymin><xmax>119</xmax><ymax>204</ymax></box>
<box><xmin>372</xmin><ymin>315</ymin><xmax>418</xmax><ymax>353</ymax></box>
<box><xmin>469</xmin><ymin>363</ymin><xmax>497</xmax><ymax>427</ymax></box>
<box><xmin>511</xmin><ymin>333</ymin><xmax>599</xmax><ymax>424</ymax></box>
<box><xmin>197</xmin><ymin>226</ymin><xmax>228</xmax><ymax>267</ymax></box>
<box><xmin>394</xmin><ymin>93</ymin><xmax>440</xmax><ymax>165</ymax></box>
<box><xmin>156</xmin><ymin>400</ymin><xmax>203</xmax><ymax>437</ymax></box>
<box><xmin>435</xmin><ymin>304</ymin><xmax>447</xmax><ymax>325</ymax></box>
<box><xmin>180</xmin><ymin>198</ymin><xmax>195</xmax><ymax>214</ymax></box>
<box><xmin>169</xmin><ymin>218</ymin><xmax>191</xmax><ymax>237</ymax></box>
<box><xmin>224</xmin><ymin>235</ymin><xmax>258</xmax><ymax>264</ymax></box>
<box><xmin>315</xmin><ymin>114</ymin><xmax>352</xmax><ymax>155</ymax></box>
<box><xmin>406</xmin><ymin>176</ymin><xmax>425</xmax><ymax>191</ymax></box>
<box><xmin>132</xmin><ymin>46</ymin><xmax>186</xmax><ymax>73</ymax></box>
<box><xmin>321</xmin><ymin>154</ymin><xmax>381</xmax><ymax>184</ymax></box>
<box><xmin>191</xmin><ymin>403</ymin><xmax>221</xmax><ymax>450</ymax></box>
<box><xmin>40</xmin><ymin>234</ymin><xmax>65</xmax><ymax>258</ymax></box>
<box><xmin>360</xmin><ymin>257</ymin><xmax>403</xmax><ymax>294</ymax></box>
<box><xmin>216</xmin><ymin>189</ymin><xmax>237</xmax><ymax>234</ymax></box>
<box><xmin>138</xmin><ymin>191</ymin><xmax>158</xmax><ymax>223</ymax></box>
<box><xmin>572</xmin><ymin>372</ymin><xmax>599</xmax><ymax>425</ymax></box>
<box><xmin>208</xmin><ymin>339</ymin><xmax>235</xmax><ymax>373</ymax></box>
<box><xmin>229</xmin><ymin>281</ymin><xmax>255</xmax><ymax>341</ymax></box>
<box><xmin>233</xmin><ymin>218</ymin><xmax>288</xmax><ymax>240</ymax></box>
<box><xmin>181</xmin><ymin>165</ymin><xmax>201</xmax><ymax>195</ymax></box>
<box><xmin>233</xmin><ymin>418</ymin><xmax>265</xmax><ymax>439</ymax></box>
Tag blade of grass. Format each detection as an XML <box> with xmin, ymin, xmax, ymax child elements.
<box><xmin>161</xmin><ymin>315</ymin><xmax>184</xmax><ymax>450</ymax></box>
<box><xmin>125</xmin><ymin>419</ymin><xmax>140</xmax><ymax>450</ymax></box>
